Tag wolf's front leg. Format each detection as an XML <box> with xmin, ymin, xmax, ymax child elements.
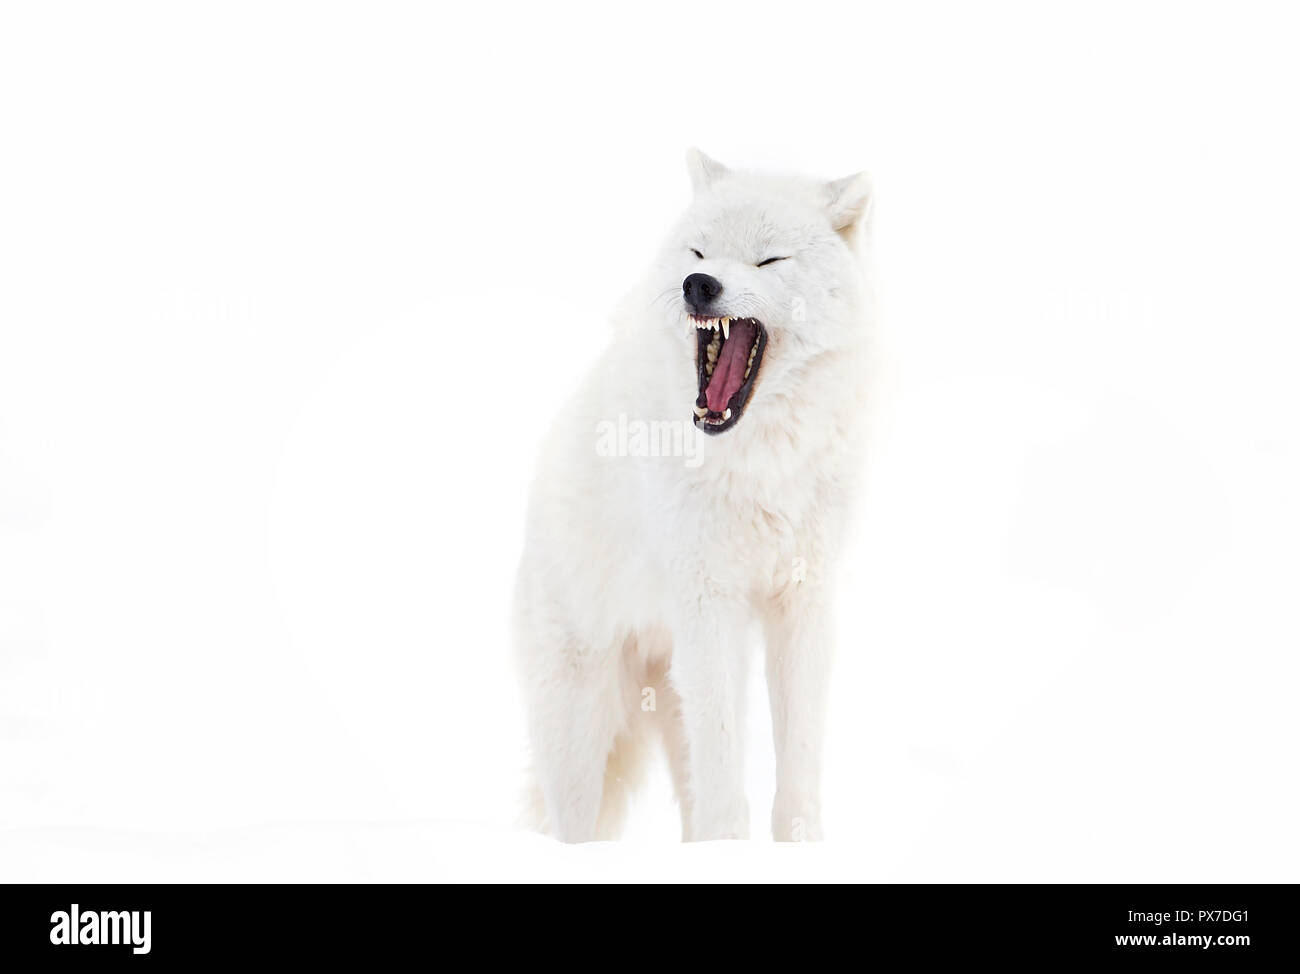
<box><xmin>764</xmin><ymin>588</ymin><xmax>833</xmax><ymax>841</ymax></box>
<box><xmin>669</xmin><ymin>602</ymin><xmax>751</xmax><ymax>840</ymax></box>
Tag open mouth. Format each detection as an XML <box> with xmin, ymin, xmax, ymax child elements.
<box><xmin>690</xmin><ymin>314</ymin><xmax>767</xmax><ymax>434</ymax></box>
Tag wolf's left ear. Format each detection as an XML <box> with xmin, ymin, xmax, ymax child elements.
<box><xmin>825</xmin><ymin>171</ymin><xmax>873</xmax><ymax>234</ymax></box>
<box><xmin>686</xmin><ymin>147</ymin><xmax>730</xmax><ymax>192</ymax></box>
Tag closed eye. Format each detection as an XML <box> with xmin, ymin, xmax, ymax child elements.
<box><xmin>690</xmin><ymin>248</ymin><xmax>704</xmax><ymax>259</ymax></box>
<box><xmin>757</xmin><ymin>256</ymin><xmax>789</xmax><ymax>267</ymax></box>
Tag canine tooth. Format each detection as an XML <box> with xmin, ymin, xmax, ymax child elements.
<box><xmin>722</xmin><ymin>317</ymin><xmax>730</xmax><ymax>340</ymax></box>
<box><xmin>694</xmin><ymin>405</ymin><xmax>708</xmax><ymax>418</ymax></box>
<box><xmin>723</xmin><ymin>408</ymin><xmax>732</xmax><ymax>420</ymax></box>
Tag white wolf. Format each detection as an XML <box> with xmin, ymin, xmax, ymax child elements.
<box><xmin>515</xmin><ymin>150</ymin><xmax>872</xmax><ymax>842</ymax></box>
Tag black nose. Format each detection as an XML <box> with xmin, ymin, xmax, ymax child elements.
<box><xmin>682</xmin><ymin>273</ymin><xmax>723</xmax><ymax>311</ymax></box>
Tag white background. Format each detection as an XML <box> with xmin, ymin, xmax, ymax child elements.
<box><xmin>2</xmin><ymin>1</ymin><xmax>1298</xmax><ymax>882</ymax></box>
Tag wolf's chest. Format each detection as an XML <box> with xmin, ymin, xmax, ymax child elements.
<box><xmin>650</xmin><ymin>473</ymin><xmax>813</xmax><ymax>581</ymax></box>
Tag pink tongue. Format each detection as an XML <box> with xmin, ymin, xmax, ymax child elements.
<box><xmin>704</xmin><ymin>319</ymin><xmax>756</xmax><ymax>413</ymax></box>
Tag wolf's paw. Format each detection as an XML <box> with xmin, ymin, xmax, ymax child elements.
<box><xmin>772</xmin><ymin>795</ymin><xmax>823</xmax><ymax>842</ymax></box>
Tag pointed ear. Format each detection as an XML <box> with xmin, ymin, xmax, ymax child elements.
<box><xmin>826</xmin><ymin>171</ymin><xmax>872</xmax><ymax>233</ymax></box>
<box><xmin>686</xmin><ymin>147</ymin><xmax>730</xmax><ymax>192</ymax></box>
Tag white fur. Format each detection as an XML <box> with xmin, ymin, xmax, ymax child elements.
<box><xmin>514</xmin><ymin>150</ymin><xmax>873</xmax><ymax>842</ymax></box>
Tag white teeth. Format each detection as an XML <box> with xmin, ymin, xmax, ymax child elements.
<box><xmin>694</xmin><ymin>406</ymin><xmax>708</xmax><ymax>418</ymax></box>
<box><xmin>723</xmin><ymin>408</ymin><xmax>732</xmax><ymax>420</ymax></box>
<box><xmin>722</xmin><ymin>317</ymin><xmax>730</xmax><ymax>340</ymax></box>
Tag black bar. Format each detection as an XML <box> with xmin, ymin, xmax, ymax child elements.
<box><xmin>0</xmin><ymin>883</ymin><xmax>1291</xmax><ymax>964</ymax></box>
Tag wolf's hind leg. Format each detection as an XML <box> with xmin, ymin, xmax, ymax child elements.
<box><xmin>638</xmin><ymin>657</ymin><xmax>694</xmax><ymax>840</ymax></box>
<box><xmin>593</xmin><ymin>722</ymin><xmax>657</xmax><ymax>840</ymax></box>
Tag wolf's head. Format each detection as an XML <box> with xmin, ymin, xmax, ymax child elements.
<box><xmin>651</xmin><ymin>149</ymin><xmax>871</xmax><ymax>436</ymax></box>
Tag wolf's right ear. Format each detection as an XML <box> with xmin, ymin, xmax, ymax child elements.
<box><xmin>686</xmin><ymin>147</ymin><xmax>729</xmax><ymax>192</ymax></box>
<box><xmin>826</xmin><ymin>171</ymin><xmax>873</xmax><ymax>234</ymax></box>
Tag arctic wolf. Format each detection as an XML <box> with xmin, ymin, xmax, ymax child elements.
<box><xmin>515</xmin><ymin>150</ymin><xmax>872</xmax><ymax>842</ymax></box>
